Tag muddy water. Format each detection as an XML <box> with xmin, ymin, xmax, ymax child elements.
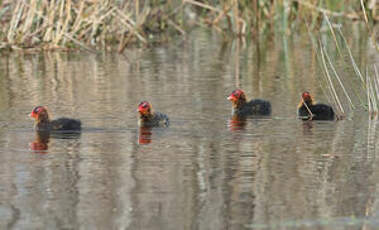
<box><xmin>0</xmin><ymin>27</ymin><xmax>378</xmax><ymax>229</ymax></box>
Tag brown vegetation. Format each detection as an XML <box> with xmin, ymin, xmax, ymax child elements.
<box><xmin>0</xmin><ymin>0</ymin><xmax>377</xmax><ymax>52</ymax></box>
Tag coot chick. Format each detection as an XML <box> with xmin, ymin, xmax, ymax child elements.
<box><xmin>227</xmin><ymin>89</ymin><xmax>271</xmax><ymax>116</ymax></box>
<box><xmin>297</xmin><ymin>91</ymin><xmax>335</xmax><ymax>120</ymax></box>
<box><xmin>29</xmin><ymin>106</ymin><xmax>81</xmax><ymax>132</ymax></box>
<box><xmin>138</xmin><ymin>101</ymin><xmax>169</xmax><ymax>127</ymax></box>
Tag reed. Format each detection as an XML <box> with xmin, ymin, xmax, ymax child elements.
<box><xmin>367</xmin><ymin>65</ymin><xmax>379</xmax><ymax>119</ymax></box>
<box><xmin>0</xmin><ymin>0</ymin><xmax>187</xmax><ymax>51</ymax></box>
<box><xmin>0</xmin><ymin>0</ymin><xmax>377</xmax><ymax>51</ymax></box>
<box><xmin>315</xmin><ymin>14</ymin><xmax>379</xmax><ymax>120</ymax></box>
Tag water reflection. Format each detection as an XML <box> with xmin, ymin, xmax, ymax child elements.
<box><xmin>29</xmin><ymin>131</ymin><xmax>50</xmax><ymax>153</ymax></box>
<box><xmin>29</xmin><ymin>131</ymin><xmax>81</xmax><ymax>153</ymax></box>
<box><xmin>228</xmin><ymin>115</ymin><xmax>247</xmax><ymax>131</ymax></box>
<box><xmin>138</xmin><ymin>127</ymin><xmax>152</xmax><ymax>144</ymax></box>
<box><xmin>301</xmin><ymin>120</ymin><xmax>314</xmax><ymax>135</ymax></box>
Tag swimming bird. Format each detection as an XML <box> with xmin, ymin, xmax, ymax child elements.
<box><xmin>29</xmin><ymin>106</ymin><xmax>81</xmax><ymax>131</ymax></box>
<box><xmin>297</xmin><ymin>91</ymin><xmax>335</xmax><ymax>120</ymax></box>
<box><xmin>227</xmin><ymin>89</ymin><xmax>271</xmax><ymax>117</ymax></box>
<box><xmin>138</xmin><ymin>101</ymin><xmax>169</xmax><ymax>127</ymax></box>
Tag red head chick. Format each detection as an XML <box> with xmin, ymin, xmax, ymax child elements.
<box><xmin>30</xmin><ymin>106</ymin><xmax>50</xmax><ymax>122</ymax></box>
<box><xmin>227</xmin><ymin>89</ymin><xmax>247</xmax><ymax>108</ymax></box>
<box><xmin>138</xmin><ymin>101</ymin><xmax>153</xmax><ymax>118</ymax></box>
<box><xmin>300</xmin><ymin>91</ymin><xmax>314</xmax><ymax>106</ymax></box>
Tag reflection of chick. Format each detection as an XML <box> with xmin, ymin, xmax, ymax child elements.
<box><xmin>29</xmin><ymin>106</ymin><xmax>81</xmax><ymax>131</ymax></box>
<box><xmin>227</xmin><ymin>89</ymin><xmax>271</xmax><ymax>117</ymax></box>
<box><xmin>30</xmin><ymin>131</ymin><xmax>50</xmax><ymax>152</ymax></box>
<box><xmin>298</xmin><ymin>92</ymin><xmax>335</xmax><ymax>120</ymax></box>
<box><xmin>138</xmin><ymin>101</ymin><xmax>169</xmax><ymax>127</ymax></box>
<box><xmin>228</xmin><ymin>115</ymin><xmax>247</xmax><ymax>131</ymax></box>
<box><xmin>138</xmin><ymin>127</ymin><xmax>152</xmax><ymax>145</ymax></box>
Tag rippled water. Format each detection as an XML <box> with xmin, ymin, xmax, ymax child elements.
<box><xmin>0</xmin><ymin>27</ymin><xmax>379</xmax><ymax>229</ymax></box>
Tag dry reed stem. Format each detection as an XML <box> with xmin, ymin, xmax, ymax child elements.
<box><xmin>113</xmin><ymin>8</ymin><xmax>147</xmax><ymax>44</ymax></box>
<box><xmin>323</xmin><ymin>13</ymin><xmax>342</xmax><ymax>56</ymax></box>
<box><xmin>293</xmin><ymin>0</ymin><xmax>358</xmax><ymax>19</ymax></box>
<box><xmin>213</xmin><ymin>3</ymin><xmax>233</xmax><ymax>25</ymax></box>
<box><xmin>322</xmin><ymin>40</ymin><xmax>354</xmax><ymax>109</ymax></box>
<box><xmin>21</xmin><ymin>0</ymin><xmax>36</xmax><ymax>36</ymax></box>
<box><xmin>360</xmin><ymin>0</ymin><xmax>369</xmax><ymax>25</ymax></box>
<box><xmin>184</xmin><ymin>0</ymin><xmax>221</xmax><ymax>13</ymax></box>
<box><xmin>62</xmin><ymin>0</ymin><xmax>72</xmax><ymax>44</ymax></box>
<box><xmin>44</xmin><ymin>0</ymin><xmax>56</xmax><ymax>42</ymax></box>
<box><xmin>367</xmin><ymin>73</ymin><xmax>372</xmax><ymax>117</ymax></box>
<box><xmin>21</xmin><ymin>0</ymin><xmax>97</xmax><ymax>53</ymax></box>
<box><xmin>184</xmin><ymin>0</ymin><xmax>245</xmax><ymax>35</ymax></box>
<box><xmin>337</xmin><ymin>28</ymin><xmax>365</xmax><ymax>84</ymax></box>
<box><xmin>374</xmin><ymin>65</ymin><xmax>379</xmax><ymax>102</ymax></box>
<box><xmin>136</xmin><ymin>0</ymin><xmax>139</xmax><ymax>19</ymax></box>
<box><xmin>7</xmin><ymin>1</ymin><xmax>23</xmax><ymax>43</ymax></box>
<box><xmin>302</xmin><ymin>99</ymin><xmax>315</xmax><ymax>120</ymax></box>
<box><xmin>319</xmin><ymin>41</ymin><xmax>344</xmax><ymax>114</ymax></box>
<box><xmin>54</xmin><ymin>0</ymin><xmax>64</xmax><ymax>44</ymax></box>
<box><xmin>360</xmin><ymin>0</ymin><xmax>379</xmax><ymax>52</ymax></box>
<box><xmin>55</xmin><ymin>0</ymin><xmax>71</xmax><ymax>45</ymax></box>
<box><xmin>366</xmin><ymin>69</ymin><xmax>378</xmax><ymax>118</ymax></box>
<box><xmin>71</xmin><ymin>1</ymin><xmax>85</xmax><ymax>33</ymax></box>
<box><xmin>234</xmin><ymin>39</ymin><xmax>240</xmax><ymax>88</ymax></box>
<box><xmin>167</xmin><ymin>19</ymin><xmax>186</xmax><ymax>35</ymax></box>
<box><xmin>371</xmin><ymin>65</ymin><xmax>379</xmax><ymax>114</ymax></box>
<box><xmin>232</xmin><ymin>0</ymin><xmax>239</xmax><ymax>35</ymax></box>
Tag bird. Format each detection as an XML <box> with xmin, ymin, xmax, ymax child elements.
<box><xmin>137</xmin><ymin>101</ymin><xmax>169</xmax><ymax>127</ymax></box>
<box><xmin>297</xmin><ymin>91</ymin><xmax>335</xmax><ymax>120</ymax></box>
<box><xmin>227</xmin><ymin>89</ymin><xmax>271</xmax><ymax>117</ymax></box>
<box><xmin>29</xmin><ymin>106</ymin><xmax>81</xmax><ymax>131</ymax></box>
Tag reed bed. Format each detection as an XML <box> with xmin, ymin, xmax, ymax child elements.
<box><xmin>314</xmin><ymin>14</ymin><xmax>379</xmax><ymax>120</ymax></box>
<box><xmin>366</xmin><ymin>65</ymin><xmax>379</xmax><ymax>119</ymax></box>
<box><xmin>0</xmin><ymin>0</ymin><xmax>185</xmax><ymax>52</ymax></box>
<box><xmin>0</xmin><ymin>0</ymin><xmax>377</xmax><ymax>51</ymax></box>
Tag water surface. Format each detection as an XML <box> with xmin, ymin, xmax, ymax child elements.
<box><xmin>0</xmin><ymin>27</ymin><xmax>379</xmax><ymax>229</ymax></box>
